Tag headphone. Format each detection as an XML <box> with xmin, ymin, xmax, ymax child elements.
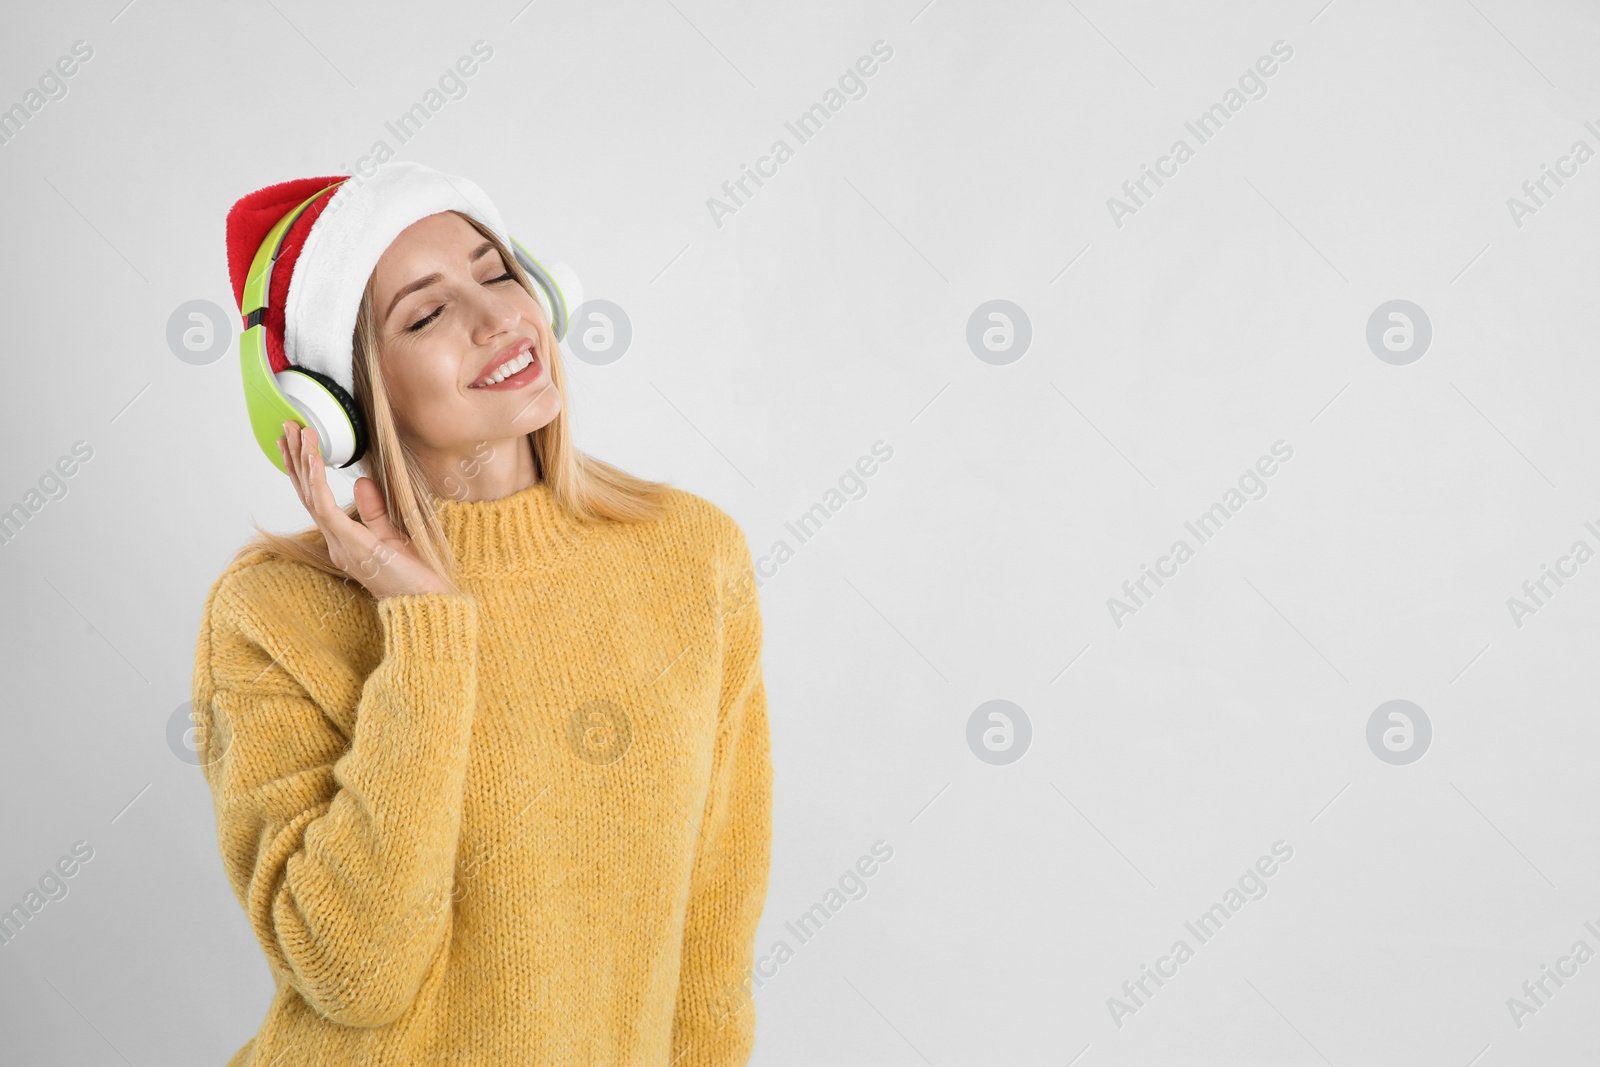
<box><xmin>237</xmin><ymin>180</ymin><xmax>579</xmax><ymax>473</ymax></box>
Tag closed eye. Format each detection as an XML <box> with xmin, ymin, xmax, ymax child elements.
<box><xmin>405</xmin><ymin>271</ymin><xmax>519</xmax><ymax>332</ymax></box>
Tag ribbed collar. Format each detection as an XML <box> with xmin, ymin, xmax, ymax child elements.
<box><xmin>433</xmin><ymin>479</ymin><xmax>590</xmax><ymax>573</ymax></box>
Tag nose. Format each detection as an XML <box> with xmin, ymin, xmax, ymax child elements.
<box><xmin>469</xmin><ymin>277</ymin><xmax>522</xmax><ymax>340</ymax></box>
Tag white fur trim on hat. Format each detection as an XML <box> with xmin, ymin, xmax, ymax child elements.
<box><xmin>283</xmin><ymin>160</ymin><xmax>510</xmax><ymax>396</ymax></box>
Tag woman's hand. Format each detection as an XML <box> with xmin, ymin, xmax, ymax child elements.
<box><xmin>278</xmin><ymin>421</ymin><xmax>455</xmax><ymax>600</ymax></box>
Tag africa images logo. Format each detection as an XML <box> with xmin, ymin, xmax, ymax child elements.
<box><xmin>706</xmin><ymin>40</ymin><xmax>895</xmax><ymax>228</ymax></box>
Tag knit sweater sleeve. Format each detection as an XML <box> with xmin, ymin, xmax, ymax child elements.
<box><xmin>192</xmin><ymin>569</ymin><xmax>480</xmax><ymax>1029</ymax></box>
<box><xmin>670</xmin><ymin>520</ymin><xmax>774</xmax><ymax>1067</ymax></box>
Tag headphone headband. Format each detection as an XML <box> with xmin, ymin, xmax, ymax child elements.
<box><xmin>240</xmin><ymin>182</ymin><xmax>342</xmax><ymax>329</ymax></box>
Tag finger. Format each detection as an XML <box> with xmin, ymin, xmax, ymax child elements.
<box><xmin>352</xmin><ymin>477</ymin><xmax>384</xmax><ymax>526</ymax></box>
<box><xmin>303</xmin><ymin>428</ymin><xmax>353</xmax><ymax>536</ymax></box>
<box><xmin>289</xmin><ymin>425</ymin><xmax>328</xmax><ymax>532</ymax></box>
<box><xmin>353</xmin><ymin>477</ymin><xmax>402</xmax><ymax>541</ymax></box>
<box><xmin>275</xmin><ymin>435</ymin><xmax>297</xmax><ymax>495</ymax></box>
<box><xmin>279</xmin><ymin>431</ymin><xmax>305</xmax><ymax>504</ymax></box>
<box><xmin>282</xmin><ymin>421</ymin><xmax>305</xmax><ymax>493</ymax></box>
<box><xmin>301</xmin><ymin>427</ymin><xmax>332</xmax><ymax>517</ymax></box>
<box><xmin>302</xmin><ymin>424</ymin><xmax>319</xmax><ymax>484</ymax></box>
<box><xmin>302</xmin><ymin>428</ymin><xmax>320</xmax><ymax>504</ymax></box>
<box><xmin>298</xmin><ymin>425</ymin><xmax>315</xmax><ymax>488</ymax></box>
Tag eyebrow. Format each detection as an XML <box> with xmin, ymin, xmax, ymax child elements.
<box><xmin>384</xmin><ymin>240</ymin><xmax>498</xmax><ymax>325</ymax></box>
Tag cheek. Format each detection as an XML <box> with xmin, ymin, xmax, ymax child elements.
<box><xmin>384</xmin><ymin>340</ymin><xmax>464</xmax><ymax>419</ymax></box>
<box><xmin>510</xmin><ymin>289</ymin><xmax>547</xmax><ymax>330</ymax></box>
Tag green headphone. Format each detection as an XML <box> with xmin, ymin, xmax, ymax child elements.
<box><xmin>237</xmin><ymin>182</ymin><xmax>577</xmax><ymax>474</ymax></box>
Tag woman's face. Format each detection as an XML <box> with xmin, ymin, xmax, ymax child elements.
<box><xmin>367</xmin><ymin>210</ymin><xmax>562</xmax><ymax>462</ymax></box>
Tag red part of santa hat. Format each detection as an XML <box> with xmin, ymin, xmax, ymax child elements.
<box><xmin>225</xmin><ymin>174</ymin><xmax>347</xmax><ymax>376</ymax></box>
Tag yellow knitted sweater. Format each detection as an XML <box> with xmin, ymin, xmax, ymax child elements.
<box><xmin>190</xmin><ymin>480</ymin><xmax>772</xmax><ymax>1066</ymax></box>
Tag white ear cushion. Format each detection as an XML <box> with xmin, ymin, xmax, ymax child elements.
<box><xmin>276</xmin><ymin>370</ymin><xmax>359</xmax><ymax>467</ymax></box>
<box><xmin>547</xmin><ymin>262</ymin><xmax>583</xmax><ymax>326</ymax></box>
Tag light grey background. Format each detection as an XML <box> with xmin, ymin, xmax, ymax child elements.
<box><xmin>2</xmin><ymin>0</ymin><xmax>1598</xmax><ymax>1063</ymax></box>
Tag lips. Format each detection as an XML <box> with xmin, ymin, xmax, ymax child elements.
<box><xmin>470</xmin><ymin>354</ymin><xmax>543</xmax><ymax>391</ymax></box>
<box><xmin>469</xmin><ymin>338</ymin><xmax>536</xmax><ymax>388</ymax></box>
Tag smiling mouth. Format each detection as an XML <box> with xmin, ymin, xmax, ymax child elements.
<box><xmin>470</xmin><ymin>344</ymin><xmax>542</xmax><ymax>390</ymax></box>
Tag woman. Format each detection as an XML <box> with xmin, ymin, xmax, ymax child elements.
<box><xmin>193</xmin><ymin>161</ymin><xmax>772</xmax><ymax>1066</ymax></box>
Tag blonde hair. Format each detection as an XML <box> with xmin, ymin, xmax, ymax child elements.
<box><xmin>231</xmin><ymin>211</ymin><xmax>674</xmax><ymax>595</ymax></box>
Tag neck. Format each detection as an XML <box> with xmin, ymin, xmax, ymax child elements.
<box><xmin>414</xmin><ymin>434</ymin><xmax>539</xmax><ymax>502</ymax></box>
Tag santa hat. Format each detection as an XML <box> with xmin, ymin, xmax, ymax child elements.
<box><xmin>225</xmin><ymin>160</ymin><xmax>515</xmax><ymax>398</ymax></box>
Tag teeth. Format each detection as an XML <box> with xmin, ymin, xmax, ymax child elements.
<box><xmin>480</xmin><ymin>349</ymin><xmax>533</xmax><ymax>385</ymax></box>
